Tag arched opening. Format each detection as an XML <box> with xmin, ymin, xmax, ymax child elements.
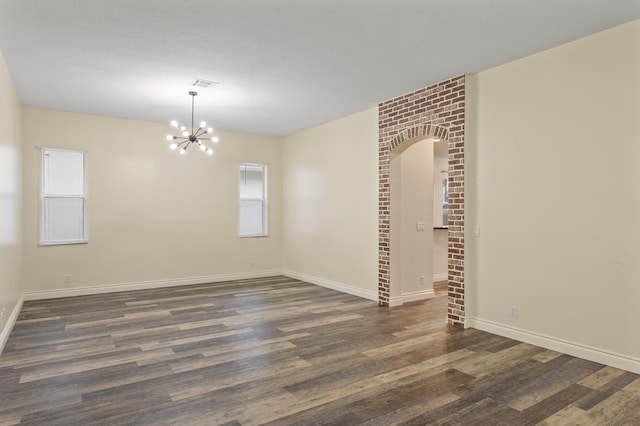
<box><xmin>389</xmin><ymin>136</ymin><xmax>443</xmax><ymax>305</ymax></box>
<box><xmin>377</xmin><ymin>76</ymin><xmax>465</xmax><ymax>326</ymax></box>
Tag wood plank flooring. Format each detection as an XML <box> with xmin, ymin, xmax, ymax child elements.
<box><xmin>1</xmin><ymin>276</ymin><xmax>639</xmax><ymax>425</ymax></box>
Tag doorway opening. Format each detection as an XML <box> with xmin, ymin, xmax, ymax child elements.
<box><xmin>389</xmin><ymin>137</ymin><xmax>448</xmax><ymax>306</ymax></box>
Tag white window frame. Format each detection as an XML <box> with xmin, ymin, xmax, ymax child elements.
<box><xmin>239</xmin><ymin>163</ymin><xmax>268</xmax><ymax>237</ymax></box>
<box><xmin>40</xmin><ymin>147</ymin><xmax>88</xmax><ymax>245</ymax></box>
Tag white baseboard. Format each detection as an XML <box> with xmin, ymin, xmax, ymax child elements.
<box><xmin>282</xmin><ymin>270</ymin><xmax>378</xmax><ymax>302</ymax></box>
<box><xmin>0</xmin><ymin>295</ymin><xmax>24</xmax><ymax>355</ymax></box>
<box><xmin>23</xmin><ymin>270</ymin><xmax>284</xmax><ymax>301</ymax></box>
<box><xmin>389</xmin><ymin>296</ymin><xmax>403</xmax><ymax>307</ymax></box>
<box><xmin>389</xmin><ymin>289</ymin><xmax>435</xmax><ymax>307</ymax></box>
<box><xmin>432</xmin><ymin>273</ymin><xmax>448</xmax><ymax>282</ymax></box>
<box><xmin>402</xmin><ymin>289</ymin><xmax>436</xmax><ymax>303</ymax></box>
<box><xmin>466</xmin><ymin>317</ymin><xmax>640</xmax><ymax>375</ymax></box>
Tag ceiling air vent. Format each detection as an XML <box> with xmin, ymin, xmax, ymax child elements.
<box><xmin>190</xmin><ymin>79</ymin><xmax>219</xmax><ymax>89</ymax></box>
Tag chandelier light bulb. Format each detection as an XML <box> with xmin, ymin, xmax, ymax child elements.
<box><xmin>199</xmin><ymin>144</ymin><xmax>206</xmax><ymax>151</ymax></box>
<box><xmin>182</xmin><ymin>130</ymin><xmax>189</xmax><ymax>137</ymax></box>
<box><xmin>180</xmin><ymin>147</ymin><xmax>187</xmax><ymax>155</ymax></box>
<box><xmin>170</xmin><ymin>120</ymin><xmax>178</xmax><ymax>127</ymax></box>
<box><xmin>207</xmin><ymin>127</ymin><xmax>213</xmax><ymax>133</ymax></box>
<box><xmin>200</xmin><ymin>121</ymin><xmax>207</xmax><ymax>128</ymax></box>
<box><xmin>212</xmin><ymin>136</ymin><xmax>219</xmax><ymax>143</ymax></box>
<box><xmin>170</xmin><ymin>143</ymin><xmax>178</xmax><ymax>150</ymax></box>
<box><xmin>180</xmin><ymin>125</ymin><xmax>186</xmax><ymax>131</ymax></box>
<box><xmin>207</xmin><ymin>148</ymin><xmax>213</xmax><ymax>155</ymax></box>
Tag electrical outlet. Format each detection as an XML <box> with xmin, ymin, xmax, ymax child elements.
<box><xmin>65</xmin><ymin>274</ymin><xmax>72</xmax><ymax>284</ymax></box>
<box><xmin>1</xmin><ymin>305</ymin><xmax>6</xmax><ymax>322</ymax></box>
<box><xmin>510</xmin><ymin>306</ymin><xmax>518</xmax><ymax>318</ymax></box>
<box><xmin>420</xmin><ymin>275</ymin><xmax>425</xmax><ymax>285</ymax></box>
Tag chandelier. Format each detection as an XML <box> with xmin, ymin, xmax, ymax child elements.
<box><xmin>166</xmin><ymin>91</ymin><xmax>219</xmax><ymax>155</ymax></box>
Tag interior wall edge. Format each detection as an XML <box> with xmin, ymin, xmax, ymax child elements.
<box><xmin>22</xmin><ymin>270</ymin><xmax>284</xmax><ymax>301</ymax></box>
<box><xmin>0</xmin><ymin>294</ymin><xmax>24</xmax><ymax>355</ymax></box>
<box><xmin>466</xmin><ymin>317</ymin><xmax>640</xmax><ymax>375</ymax></box>
<box><xmin>282</xmin><ymin>269</ymin><xmax>378</xmax><ymax>302</ymax></box>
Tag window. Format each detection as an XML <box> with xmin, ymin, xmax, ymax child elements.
<box><xmin>41</xmin><ymin>148</ymin><xmax>87</xmax><ymax>245</ymax></box>
<box><xmin>239</xmin><ymin>163</ymin><xmax>267</xmax><ymax>237</ymax></box>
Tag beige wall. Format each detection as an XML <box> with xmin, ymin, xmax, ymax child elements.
<box><xmin>281</xmin><ymin>108</ymin><xmax>378</xmax><ymax>299</ymax></box>
<box><xmin>466</xmin><ymin>20</ymin><xmax>640</xmax><ymax>365</ymax></box>
<box><xmin>0</xmin><ymin>51</ymin><xmax>23</xmax><ymax>348</ymax></box>
<box><xmin>433</xmin><ymin>229</ymin><xmax>447</xmax><ymax>281</ymax></box>
<box><xmin>22</xmin><ymin>109</ymin><xmax>282</xmax><ymax>293</ymax></box>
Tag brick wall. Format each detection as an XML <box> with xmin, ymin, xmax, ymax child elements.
<box><xmin>378</xmin><ymin>75</ymin><xmax>465</xmax><ymax>326</ymax></box>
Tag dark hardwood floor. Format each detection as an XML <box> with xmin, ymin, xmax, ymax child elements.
<box><xmin>1</xmin><ymin>276</ymin><xmax>639</xmax><ymax>425</ymax></box>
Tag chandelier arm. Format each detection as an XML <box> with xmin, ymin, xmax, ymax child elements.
<box><xmin>196</xmin><ymin>128</ymin><xmax>214</xmax><ymax>138</ymax></box>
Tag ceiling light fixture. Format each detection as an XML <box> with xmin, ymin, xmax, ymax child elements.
<box><xmin>166</xmin><ymin>91</ymin><xmax>219</xmax><ymax>155</ymax></box>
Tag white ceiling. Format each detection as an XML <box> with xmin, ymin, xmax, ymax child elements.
<box><xmin>1</xmin><ymin>1</ymin><xmax>639</xmax><ymax>137</ymax></box>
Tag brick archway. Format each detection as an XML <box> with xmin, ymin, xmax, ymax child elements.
<box><xmin>378</xmin><ymin>76</ymin><xmax>465</xmax><ymax>326</ymax></box>
<box><xmin>389</xmin><ymin>125</ymin><xmax>449</xmax><ymax>152</ymax></box>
